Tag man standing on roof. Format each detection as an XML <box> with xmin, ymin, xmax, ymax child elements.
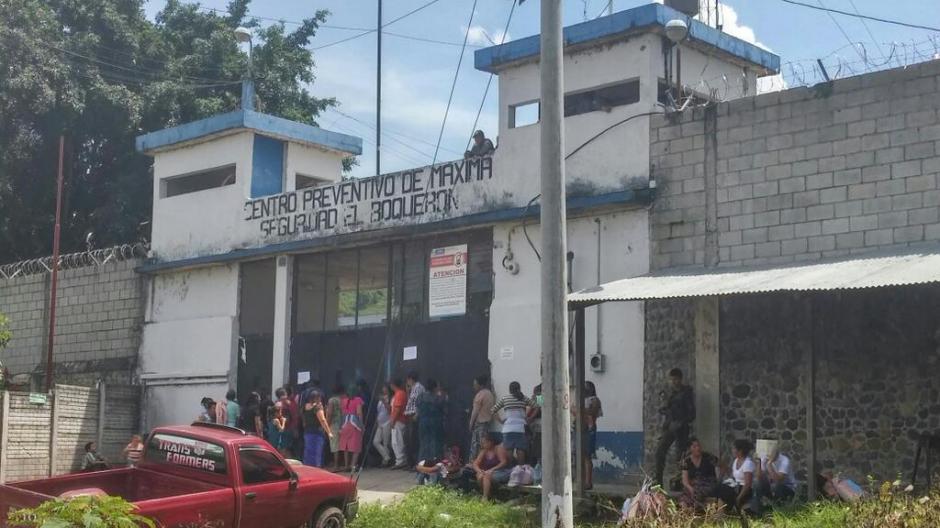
<box><xmin>464</xmin><ymin>130</ymin><xmax>495</xmax><ymax>159</ymax></box>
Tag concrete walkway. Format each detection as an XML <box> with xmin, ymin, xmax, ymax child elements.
<box><xmin>355</xmin><ymin>467</ymin><xmax>417</xmax><ymax>505</ymax></box>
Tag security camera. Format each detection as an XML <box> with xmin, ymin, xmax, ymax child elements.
<box><xmin>589</xmin><ymin>353</ymin><xmax>606</xmax><ymax>373</ymax></box>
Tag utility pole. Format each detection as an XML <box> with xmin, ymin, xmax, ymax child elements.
<box><xmin>376</xmin><ymin>0</ymin><xmax>382</xmax><ymax>177</ymax></box>
<box><xmin>46</xmin><ymin>136</ymin><xmax>65</xmax><ymax>393</ymax></box>
<box><xmin>540</xmin><ymin>0</ymin><xmax>573</xmax><ymax>526</ymax></box>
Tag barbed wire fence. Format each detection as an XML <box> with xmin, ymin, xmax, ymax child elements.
<box><xmin>677</xmin><ymin>37</ymin><xmax>940</xmax><ymax>105</ymax></box>
<box><xmin>0</xmin><ymin>244</ymin><xmax>149</xmax><ymax>280</ymax></box>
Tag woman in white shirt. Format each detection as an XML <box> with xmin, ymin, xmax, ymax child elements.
<box><xmin>715</xmin><ymin>439</ymin><xmax>756</xmax><ymax>515</ymax></box>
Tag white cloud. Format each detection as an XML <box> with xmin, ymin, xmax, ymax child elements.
<box><xmin>464</xmin><ymin>25</ymin><xmax>510</xmax><ymax>47</ymax></box>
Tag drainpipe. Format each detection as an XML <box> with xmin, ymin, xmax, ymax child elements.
<box><xmin>595</xmin><ymin>218</ymin><xmax>602</xmax><ymax>358</ymax></box>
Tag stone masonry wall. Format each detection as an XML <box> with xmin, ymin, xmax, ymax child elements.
<box><xmin>643</xmin><ymin>299</ymin><xmax>696</xmax><ymax>468</ymax></box>
<box><xmin>0</xmin><ymin>259</ymin><xmax>145</xmax><ymax>386</ymax></box>
<box><xmin>644</xmin><ymin>61</ymin><xmax>940</xmax><ymax>486</ymax></box>
<box><xmin>719</xmin><ymin>286</ymin><xmax>940</xmax><ymax>485</ymax></box>
<box><xmin>650</xmin><ymin>59</ymin><xmax>940</xmax><ymax>270</ymax></box>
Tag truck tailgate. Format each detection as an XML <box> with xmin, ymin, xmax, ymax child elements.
<box><xmin>0</xmin><ymin>484</ymin><xmax>52</xmax><ymax>527</ymax></box>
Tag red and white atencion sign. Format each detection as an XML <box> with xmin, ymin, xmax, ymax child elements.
<box><xmin>428</xmin><ymin>244</ymin><xmax>468</xmax><ymax>318</ymax></box>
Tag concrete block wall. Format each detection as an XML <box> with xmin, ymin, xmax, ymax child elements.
<box><xmin>53</xmin><ymin>385</ymin><xmax>99</xmax><ymax>476</ymax></box>
<box><xmin>650</xmin><ymin>59</ymin><xmax>940</xmax><ymax>270</ymax></box>
<box><xmin>1</xmin><ymin>392</ymin><xmax>53</xmax><ymax>482</ymax></box>
<box><xmin>0</xmin><ymin>384</ymin><xmax>140</xmax><ymax>483</ymax></box>
<box><xmin>100</xmin><ymin>385</ymin><xmax>142</xmax><ymax>464</ymax></box>
<box><xmin>0</xmin><ymin>259</ymin><xmax>145</xmax><ymax>385</ymax></box>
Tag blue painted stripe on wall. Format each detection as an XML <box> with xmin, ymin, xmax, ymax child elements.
<box><xmin>251</xmin><ymin>135</ymin><xmax>285</xmax><ymax>198</ymax></box>
<box><xmin>593</xmin><ymin>431</ymin><xmax>644</xmax><ymax>483</ymax></box>
<box><xmin>475</xmin><ymin>3</ymin><xmax>779</xmax><ymax>74</ymax></box>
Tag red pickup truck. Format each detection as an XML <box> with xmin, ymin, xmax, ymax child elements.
<box><xmin>0</xmin><ymin>423</ymin><xmax>358</xmax><ymax>528</ymax></box>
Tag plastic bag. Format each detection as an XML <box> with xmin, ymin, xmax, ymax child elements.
<box><xmin>508</xmin><ymin>464</ymin><xmax>534</xmax><ymax>487</ymax></box>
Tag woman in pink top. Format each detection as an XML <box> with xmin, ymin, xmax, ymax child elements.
<box><xmin>338</xmin><ymin>388</ymin><xmax>365</xmax><ymax>472</ymax></box>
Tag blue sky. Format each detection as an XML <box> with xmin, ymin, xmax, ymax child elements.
<box><xmin>143</xmin><ymin>0</ymin><xmax>940</xmax><ymax>177</ymax></box>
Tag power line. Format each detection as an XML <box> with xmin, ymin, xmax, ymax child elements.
<box><xmin>330</xmin><ymin>109</ymin><xmax>439</xmax><ymax>161</ymax></box>
<box><xmin>431</xmin><ymin>0</ymin><xmax>478</xmax><ymax>166</ymax></box>
<box><xmin>466</xmin><ymin>0</ymin><xmax>518</xmax><ymax>152</ymax></box>
<box><xmin>2</xmin><ymin>27</ymin><xmax>240</xmax><ymax>86</ymax></box>
<box><xmin>313</xmin><ymin>0</ymin><xmax>448</xmax><ymax>50</ymax></box>
<box><xmin>776</xmin><ymin>0</ymin><xmax>940</xmax><ymax>32</ymax></box>
<box><xmin>848</xmin><ymin>0</ymin><xmax>886</xmax><ymax>59</ymax></box>
<box><xmin>817</xmin><ymin>0</ymin><xmax>866</xmax><ymax>63</ymax></box>
<box><xmin>199</xmin><ymin>6</ymin><xmax>478</xmax><ymax>48</ymax></box>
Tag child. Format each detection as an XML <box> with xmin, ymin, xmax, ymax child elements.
<box><xmin>123</xmin><ymin>435</ymin><xmax>145</xmax><ymax>467</ymax></box>
<box><xmin>82</xmin><ymin>442</ymin><xmax>109</xmax><ymax>472</ymax></box>
<box><xmin>272</xmin><ymin>405</ymin><xmax>289</xmax><ymax>456</ymax></box>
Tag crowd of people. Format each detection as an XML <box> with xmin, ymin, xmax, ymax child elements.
<box><xmin>654</xmin><ymin>368</ymin><xmax>798</xmax><ymax>517</ymax></box>
<box><xmin>194</xmin><ymin>372</ymin><xmax>604</xmax><ymax>501</ymax></box>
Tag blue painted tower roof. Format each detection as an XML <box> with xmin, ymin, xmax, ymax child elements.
<box><xmin>136</xmin><ymin>109</ymin><xmax>362</xmax><ymax>156</ymax></box>
<box><xmin>475</xmin><ymin>3</ymin><xmax>779</xmax><ymax>75</ymax></box>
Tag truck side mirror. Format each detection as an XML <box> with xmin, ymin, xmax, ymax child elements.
<box><xmin>289</xmin><ymin>472</ymin><xmax>299</xmax><ymax>490</ymax></box>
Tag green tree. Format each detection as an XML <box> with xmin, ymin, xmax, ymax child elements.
<box><xmin>0</xmin><ymin>0</ymin><xmax>340</xmax><ymax>264</ymax></box>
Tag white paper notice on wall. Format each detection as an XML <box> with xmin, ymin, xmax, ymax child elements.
<box><xmin>500</xmin><ymin>346</ymin><xmax>514</xmax><ymax>361</ymax></box>
<box><xmin>403</xmin><ymin>346</ymin><xmax>418</xmax><ymax>361</ymax></box>
<box><xmin>297</xmin><ymin>371</ymin><xmax>311</xmax><ymax>385</ymax></box>
<box><xmin>428</xmin><ymin>244</ymin><xmax>468</xmax><ymax>318</ymax></box>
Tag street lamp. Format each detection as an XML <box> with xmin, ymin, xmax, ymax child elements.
<box><xmin>234</xmin><ymin>27</ymin><xmax>254</xmax><ymax>110</ymax></box>
<box><xmin>664</xmin><ymin>19</ymin><xmax>689</xmax><ymax>109</ymax></box>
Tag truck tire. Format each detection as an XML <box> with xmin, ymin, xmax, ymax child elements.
<box><xmin>312</xmin><ymin>506</ymin><xmax>345</xmax><ymax>528</ymax></box>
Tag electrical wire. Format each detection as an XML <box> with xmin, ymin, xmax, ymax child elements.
<box><xmin>465</xmin><ymin>0</ymin><xmax>518</xmax><ymax>152</ymax></box>
<box><xmin>2</xmin><ymin>27</ymin><xmax>240</xmax><ymax>86</ymax></box>
<box><xmin>847</xmin><ymin>0</ymin><xmax>886</xmax><ymax>59</ymax></box>
<box><xmin>816</xmin><ymin>0</ymin><xmax>866</xmax><ymax>63</ymax></box>
<box><xmin>521</xmin><ymin>194</ymin><xmax>541</xmax><ymax>262</ymax></box>
<box><xmin>331</xmin><ymin>109</ymin><xmax>438</xmax><ymax>161</ymax></box>
<box><xmin>431</xmin><ymin>0</ymin><xmax>479</xmax><ymax>166</ymax></box>
<box><xmin>775</xmin><ymin>0</ymin><xmax>940</xmax><ymax>32</ymax></box>
<box><xmin>198</xmin><ymin>7</ymin><xmax>480</xmax><ymax>49</ymax></box>
<box><xmin>565</xmin><ymin>111</ymin><xmax>664</xmax><ymax>161</ymax></box>
<box><xmin>313</xmin><ymin>0</ymin><xmax>448</xmax><ymax>50</ymax></box>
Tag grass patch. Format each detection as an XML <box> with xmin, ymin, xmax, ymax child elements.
<box><xmin>353</xmin><ymin>483</ymin><xmax>939</xmax><ymax>528</ymax></box>
<box><xmin>351</xmin><ymin>486</ymin><xmax>537</xmax><ymax>528</ymax></box>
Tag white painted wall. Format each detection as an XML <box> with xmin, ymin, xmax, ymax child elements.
<box><xmin>140</xmin><ymin>264</ymin><xmax>240</xmax><ymax>428</ymax></box>
<box><xmin>496</xmin><ymin>35</ymin><xmax>661</xmax><ymax>197</ymax></box>
<box><xmin>151</xmin><ymin>132</ymin><xmax>254</xmax><ymax>260</ymax></box>
<box><xmin>284</xmin><ymin>142</ymin><xmax>345</xmax><ymax>192</ymax></box>
<box><xmin>150</xmin><ymin>131</ymin><xmax>348</xmax><ymax>261</ymax></box>
<box><xmin>487</xmin><ymin>209</ymin><xmax>650</xmax><ymax>433</ymax></box>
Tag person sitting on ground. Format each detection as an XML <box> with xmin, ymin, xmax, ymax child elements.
<box><xmin>464</xmin><ymin>130</ymin><xmax>495</xmax><ymax>159</ymax></box>
<box><xmin>415</xmin><ymin>452</ymin><xmax>463</xmax><ymax>487</ymax></box>
<box><xmin>82</xmin><ymin>442</ymin><xmax>109</xmax><ymax>472</ymax></box>
<box><xmin>679</xmin><ymin>437</ymin><xmax>720</xmax><ymax>511</ymax></box>
<box><xmin>753</xmin><ymin>445</ymin><xmax>797</xmax><ymax>511</ymax></box>
<box><xmin>123</xmin><ymin>434</ymin><xmax>145</xmax><ymax>468</ymax></box>
<box><xmin>715</xmin><ymin>439</ymin><xmax>756</xmax><ymax>515</ymax></box>
<box><xmin>472</xmin><ymin>433</ymin><xmax>513</xmax><ymax>500</ymax></box>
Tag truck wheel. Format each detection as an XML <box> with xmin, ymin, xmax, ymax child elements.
<box><xmin>312</xmin><ymin>506</ymin><xmax>345</xmax><ymax>528</ymax></box>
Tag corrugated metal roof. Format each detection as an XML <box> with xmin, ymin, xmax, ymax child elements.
<box><xmin>568</xmin><ymin>250</ymin><xmax>940</xmax><ymax>307</ymax></box>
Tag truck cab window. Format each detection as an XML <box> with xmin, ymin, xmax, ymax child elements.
<box><xmin>239</xmin><ymin>448</ymin><xmax>291</xmax><ymax>484</ymax></box>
